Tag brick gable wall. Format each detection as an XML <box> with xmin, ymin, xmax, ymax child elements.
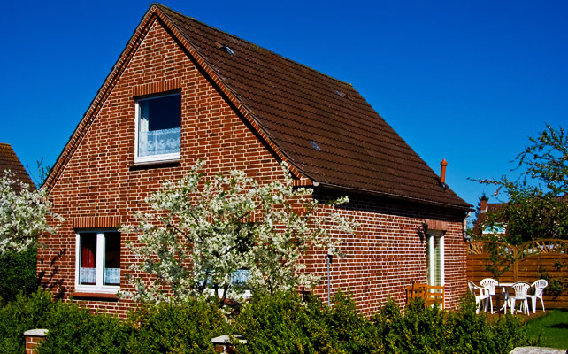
<box><xmin>38</xmin><ymin>18</ymin><xmax>466</xmax><ymax>317</ymax></box>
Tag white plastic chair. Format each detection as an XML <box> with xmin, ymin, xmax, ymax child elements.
<box><xmin>527</xmin><ymin>279</ymin><xmax>548</xmax><ymax>313</ymax></box>
<box><xmin>480</xmin><ymin>278</ymin><xmax>498</xmax><ymax>313</ymax></box>
<box><xmin>508</xmin><ymin>282</ymin><xmax>531</xmax><ymax>315</ymax></box>
<box><xmin>468</xmin><ymin>281</ymin><xmax>489</xmax><ymax>314</ymax></box>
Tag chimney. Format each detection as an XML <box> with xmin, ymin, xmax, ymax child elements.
<box><xmin>440</xmin><ymin>159</ymin><xmax>448</xmax><ymax>185</ymax></box>
<box><xmin>480</xmin><ymin>195</ymin><xmax>488</xmax><ymax>213</ymax></box>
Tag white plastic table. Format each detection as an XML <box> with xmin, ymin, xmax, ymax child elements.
<box><xmin>496</xmin><ymin>282</ymin><xmax>531</xmax><ymax>314</ymax></box>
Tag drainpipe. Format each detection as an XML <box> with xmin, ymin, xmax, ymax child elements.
<box><xmin>326</xmin><ymin>248</ymin><xmax>333</xmax><ymax>305</ymax></box>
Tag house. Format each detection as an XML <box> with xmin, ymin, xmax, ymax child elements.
<box><xmin>38</xmin><ymin>4</ymin><xmax>471</xmax><ymax>316</ymax></box>
<box><xmin>472</xmin><ymin>195</ymin><xmax>507</xmax><ymax>236</ymax></box>
<box><xmin>0</xmin><ymin>143</ymin><xmax>34</xmax><ymax>189</ymax></box>
<box><xmin>472</xmin><ymin>193</ymin><xmax>568</xmax><ymax>240</ymax></box>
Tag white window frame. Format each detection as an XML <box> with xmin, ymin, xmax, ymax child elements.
<box><xmin>74</xmin><ymin>230</ymin><xmax>120</xmax><ymax>294</ymax></box>
<box><xmin>134</xmin><ymin>92</ymin><xmax>181</xmax><ymax>164</ymax></box>
<box><xmin>427</xmin><ymin>231</ymin><xmax>445</xmax><ymax>287</ymax></box>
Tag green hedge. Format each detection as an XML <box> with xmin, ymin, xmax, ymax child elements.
<box><xmin>0</xmin><ymin>290</ymin><xmax>531</xmax><ymax>353</ymax></box>
<box><xmin>372</xmin><ymin>295</ymin><xmax>530</xmax><ymax>353</ymax></box>
<box><xmin>0</xmin><ymin>247</ymin><xmax>38</xmax><ymax>303</ymax></box>
<box><xmin>235</xmin><ymin>291</ymin><xmax>531</xmax><ymax>353</ymax></box>
<box><xmin>0</xmin><ymin>291</ymin><xmax>226</xmax><ymax>353</ymax></box>
<box><xmin>125</xmin><ymin>301</ymin><xmax>229</xmax><ymax>353</ymax></box>
<box><xmin>0</xmin><ymin>291</ymin><xmax>129</xmax><ymax>353</ymax></box>
<box><xmin>234</xmin><ymin>291</ymin><xmax>381</xmax><ymax>353</ymax></box>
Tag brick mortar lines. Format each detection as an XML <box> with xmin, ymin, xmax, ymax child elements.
<box><xmin>39</xmin><ymin>19</ymin><xmax>467</xmax><ymax>317</ymax></box>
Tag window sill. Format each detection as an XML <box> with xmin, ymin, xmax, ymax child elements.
<box><xmin>130</xmin><ymin>159</ymin><xmax>180</xmax><ymax>171</ymax></box>
<box><xmin>134</xmin><ymin>152</ymin><xmax>180</xmax><ymax>165</ymax></box>
<box><xmin>71</xmin><ymin>292</ymin><xmax>119</xmax><ymax>301</ymax></box>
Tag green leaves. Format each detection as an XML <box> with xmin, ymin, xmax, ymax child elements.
<box><xmin>472</xmin><ymin>125</ymin><xmax>568</xmax><ymax>244</ymax></box>
<box><xmin>123</xmin><ymin>161</ymin><xmax>356</xmax><ymax>306</ymax></box>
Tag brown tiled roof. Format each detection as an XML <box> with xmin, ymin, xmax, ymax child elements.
<box><xmin>156</xmin><ymin>5</ymin><xmax>468</xmax><ymax>210</ymax></box>
<box><xmin>45</xmin><ymin>4</ymin><xmax>469</xmax><ymax>210</ymax></box>
<box><xmin>0</xmin><ymin>143</ymin><xmax>35</xmax><ymax>189</ymax></box>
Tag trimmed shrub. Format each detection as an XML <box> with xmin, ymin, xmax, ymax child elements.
<box><xmin>38</xmin><ymin>306</ymin><xmax>129</xmax><ymax>353</ymax></box>
<box><xmin>125</xmin><ymin>300</ymin><xmax>229</xmax><ymax>353</ymax></box>
<box><xmin>0</xmin><ymin>247</ymin><xmax>38</xmax><ymax>303</ymax></box>
<box><xmin>0</xmin><ymin>290</ymin><xmax>129</xmax><ymax>353</ymax></box>
<box><xmin>0</xmin><ymin>290</ymin><xmax>53</xmax><ymax>352</ymax></box>
<box><xmin>372</xmin><ymin>295</ymin><xmax>532</xmax><ymax>353</ymax></box>
<box><xmin>0</xmin><ymin>290</ymin><xmax>531</xmax><ymax>353</ymax></box>
<box><xmin>234</xmin><ymin>291</ymin><xmax>324</xmax><ymax>353</ymax></box>
<box><xmin>324</xmin><ymin>291</ymin><xmax>382</xmax><ymax>353</ymax></box>
<box><xmin>444</xmin><ymin>295</ymin><xmax>531</xmax><ymax>353</ymax></box>
<box><xmin>234</xmin><ymin>291</ymin><xmax>382</xmax><ymax>353</ymax></box>
<box><xmin>0</xmin><ymin>290</ymin><xmax>227</xmax><ymax>353</ymax></box>
<box><xmin>372</xmin><ymin>297</ymin><xmax>447</xmax><ymax>352</ymax></box>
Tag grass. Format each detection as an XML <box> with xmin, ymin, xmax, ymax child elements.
<box><xmin>525</xmin><ymin>309</ymin><xmax>568</xmax><ymax>349</ymax></box>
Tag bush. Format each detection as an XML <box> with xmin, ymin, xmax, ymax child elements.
<box><xmin>0</xmin><ymin>290</ymin><xmax>227</xmax><ymax>353</ymax></box>
<box><xmin>372</xmin><ymin>297</ymin><xmax>447</xmax><ymax>352</ymax></box>
<box><xmin>38</xmin><ymin>305</ymin><xmax>129</xmax><ymax>353</ymax></box>
<box><xmin>234</xmin><ymin>291</ymin><xmax>381</xmax><ymax>353</ymax></box>
<box><xmin>0</xmin><ymin>290</ymin><xmax>129</xmax><ymax>353</ymax></box>
<box><xmin>0</xmin><ymin>290</ymin><xmax>53</xmax><ymax>352</ymax></box>
<box><xmin>444</xmin><ymin>296</ymin><xmax>531</xmax><ymax>353</ymax></box>
<box><xmin>126</xmin><ymin>300</ymin><xmax>229</xmax><ymax>353</ymax></box>
<box><xmin>0</xmin><ymin>290</ymin><xmax>531</xmax><ymax>353</ymax></box>
<box><xmin>372</xmin><ymin>295</ymin><xmax>532</xmax><ymax>353</ymax></box>
<box><xmin>234</xmin><ymin>291</ymin><xmax>323</xmax><ymax>353</ymax></box>
<box><xmin>0</xmin><ymin>247</ymin><xmax>38</xmax><ymax>303</ymax></box>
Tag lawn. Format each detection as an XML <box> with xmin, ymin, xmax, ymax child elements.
<box><xmin>525</xmin><ymin>309</ymin><xmax>568</xmax><ymax>349</ymax></box>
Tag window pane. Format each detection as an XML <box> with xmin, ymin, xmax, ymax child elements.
<box><xmin>138</xmin><ymin>94</ymin><xmax>181</xmax><ymax>157</ymax></box>
<box><xmin>104</xmin><ymin>232</ymin><xmax>120</xmax><ymax>286</ymax></box>
<box><xmin>80</xmin><ymin>233</ymin><xmax>97</xmax><ymax>285</ymax></box>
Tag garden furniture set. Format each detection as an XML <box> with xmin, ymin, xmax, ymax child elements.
<box><xmin>468</xmin><ymin>278</ymin><xmax>548</xmax><ymax>315</ymax></box>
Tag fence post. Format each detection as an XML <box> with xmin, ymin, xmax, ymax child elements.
<box><xmin>211</xmin><ymin>335</ymin><xmax>246</xmax><ymax>353</ymax></box>
<box><xmin>24</xmin><ymin>329</ymin><xmax>48</xmax><ymax>353</ymax></box>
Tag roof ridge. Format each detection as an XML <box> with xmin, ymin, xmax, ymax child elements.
<box><xmin>153</xmin><ymin>3</ymin><xmax>354</xmax><ymax>89</ymax></box>
<box><xmin>154</xmin><ymin>3</ymin><xmax>468</xmax><ymax>208</ymax></box>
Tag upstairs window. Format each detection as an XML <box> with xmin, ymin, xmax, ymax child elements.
<box><xmin>75</xmin><ymin>231</ymin><xmax>120</xmax><ymax>294</ymax></box>
<box><xmin>135</xmin><ymin>92</ymin><xmax>181</xmax><ymax>163</ymax></box>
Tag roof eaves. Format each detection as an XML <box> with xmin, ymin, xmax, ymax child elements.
<box><xmin>316</xmin><ymin>181</ymin><xmax>473</xmax><ymax>212</ymax></box>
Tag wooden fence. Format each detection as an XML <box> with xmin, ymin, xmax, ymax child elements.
<box><xmin>467</xmin><ymin>239</ymin><xmax>568</xmax><ymax>309</ymax></box>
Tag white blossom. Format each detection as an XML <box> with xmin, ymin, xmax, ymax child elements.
<box><xmin>122</xmin><ymin>161</ymin><xmax>357</xmax><ymax>305</ymax></box>
<box><xmin>0</xmin><ymin>170</ymin><xmax>62</xmax><ymax>255</ymax></box>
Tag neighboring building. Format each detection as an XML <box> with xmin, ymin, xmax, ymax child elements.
<box><xmin>39</xmin><ymin>4</ymin><xmax>471</xmax><ymax>316</ymax></box>
<box><xmin>473</xmin><ymin>194</ymin><xmax>568</xmax><ymax>239</ymax></box>
<box><xmin>473</xmin><ymin>195</ymin><xmax>507</xmax><ymax>236</ymax></box>
<box><xmin>0</xmin><ymin>143</ymin><xmax>34</xmax><ymax>189</ymax></box>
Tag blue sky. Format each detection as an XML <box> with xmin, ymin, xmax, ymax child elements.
<box><xmin>0</xmin><ymin>0</ymin><xmax>566</xmax><ymax>210</ymax></box>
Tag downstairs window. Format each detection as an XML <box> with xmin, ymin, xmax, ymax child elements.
<box><xmin>75</xmin><ymin>231</ymin><xmax>120</xmax><ymax>294</ymax></box>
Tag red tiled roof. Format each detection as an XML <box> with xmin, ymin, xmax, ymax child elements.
<box><xmin>156</xmin><ymin>5</ymin><xmax>469</xmax><ymax>209</ymax></box>
<box><xmin>0</xmin><ymin>143</ymin><xmax>34</xmax><ymax>189</ymax></box>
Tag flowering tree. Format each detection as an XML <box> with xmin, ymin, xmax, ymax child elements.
<box><xmin>0</xmin><ymin>170</ymin><xmax>60</xmax><ymax>255</ymax></box>
<box><xmin>123</xmin><ymin>161</ymin><xmax>356</xmax><ymax>306</ymax></box>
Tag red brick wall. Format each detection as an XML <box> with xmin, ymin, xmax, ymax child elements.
<box><xmin>305</xmin><ymin>194</ymin><xmax>467</xmax><ymax>314</ymax></box>
<box><xmin>38</xmin><ymin>18</ymin><xmax>467</xmax><ymax>317</ymax></box>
